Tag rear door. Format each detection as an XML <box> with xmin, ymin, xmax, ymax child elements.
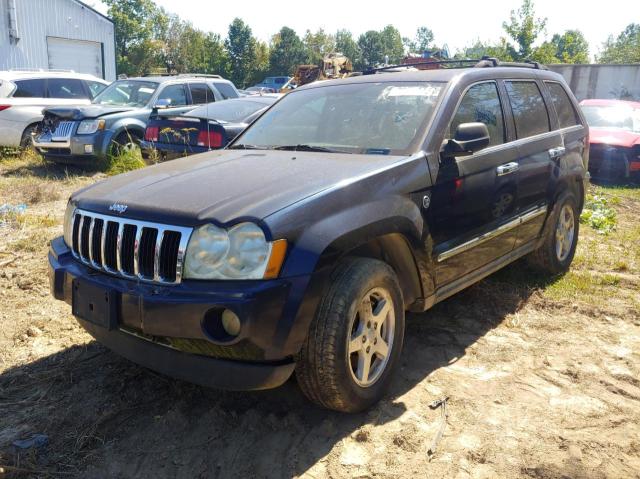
<box><xmin>430</xmin><ymin>81</ymin><xmax>520</xmax><ymax>286</ymax></box>
<box><xmin>502</xmin><ymin>80</ymin><xmax>560</xmax><ymax>247</ymax></box>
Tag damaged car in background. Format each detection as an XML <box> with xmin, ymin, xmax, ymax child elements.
<box><xmin>141</xmin><ymin>95</ymin><xmax>280</xmax><ymax>160</ymax></box>
<box><xmin>580</xmin><ymin>99</ymin><xmax>640</xmax><ymax>181</ymax></box>
<box><xmin>33</xmin><ymin>75</ymin><xmax>240</xmax><ymax>165</ymax></box>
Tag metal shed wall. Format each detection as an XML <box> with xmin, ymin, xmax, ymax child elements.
<box><xmin>0</xmin><ymin>0</ymin><xmax>115</xmax><ymax>80</ymax></box>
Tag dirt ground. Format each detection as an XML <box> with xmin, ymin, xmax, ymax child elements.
<box><xmin>1</xmin><ymin>155</ymin><xmax>639</xmax><ymax>478</ymax></box>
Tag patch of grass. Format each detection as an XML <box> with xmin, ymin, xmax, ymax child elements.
<box><xmin>580</xmin><ymin>195</ymin><xmax>616</xmax><ymax>234</ymax></box>
<box><xmin>11</xmin><ymin>230</ymin><xmax>52</xmax><ymax>252</ymax></box>
<box><xmin>105</xmin><ymin>148</ymin><xmax>146</xmax><ymax>176</ymax></box>
<box><xmin>543</xmin><ymin>271</ymin><xmax>621</xmax><ymax>301</ymax></box>
<box><xmin>592</xmin><ymin>184</ymin><xmax>640</xmax><ymax>202</ymax></box>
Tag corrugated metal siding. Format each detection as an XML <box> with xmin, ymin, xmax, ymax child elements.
<box><xmin>0</xmin><ymin>0</ymin><xmax>115</xmax><ymax>80</ymax></box>
<box><xmin>549</xmin><ymin>64</ymin><xmax>640</xmax><ymax>102</ymax></box>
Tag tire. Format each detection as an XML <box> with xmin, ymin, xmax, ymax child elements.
<box><xmin>109</xmin><ymin>131</ymin><xmax>141</xmax><ymax>158</ymax></box>
<box><xmin>296</xmin><ymin>257</ymin><xmax>405</xmax><ymax>412</ymax></box>
<box><xmin>527</xmin><ymin>190</ymin><xmax>580</xmax><ymax>275</ymax></box>
<box><xmin>20</xmin><ymin>124</ymin><xmax>39</xmax><ymax>150</ymax></box>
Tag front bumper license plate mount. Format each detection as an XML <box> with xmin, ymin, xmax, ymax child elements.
<box><xmin>72</xmin><ymin>278</ymin><xmax>118</xmax><ymax>330</ymax></box>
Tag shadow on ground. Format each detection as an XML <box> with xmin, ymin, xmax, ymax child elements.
<box><xmin>0</xmin><ymin>260</ymin><xmax>555</xmax><ymax>478</ymax></box>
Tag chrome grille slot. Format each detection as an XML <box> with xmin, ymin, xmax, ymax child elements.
<box><xmin>70</xmin><ymin>209</ymin><xmax>192</xmax><ymax>285</ymax></box>
<box><xmin>51</xmin><ymin>121</ymin><xmax>75</xmax><ymax>141</ymax></box>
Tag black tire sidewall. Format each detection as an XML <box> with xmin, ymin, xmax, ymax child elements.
<box><xmin>546</xmin><ymin>191</ymin><xmax>580</xmax><ymax>272</ymax></box>
<box><xmin>331</xmin><ymin>261</ymin><xmax>405</xmax><ymax>410</ymax></box>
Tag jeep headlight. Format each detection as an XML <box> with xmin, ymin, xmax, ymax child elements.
<box><xmin>63</xmin><ymin>201</ymin><xmax>75</xmax><ymax>247</ymax></box>
<box><xmin>184</xmin><ymin>222</ymin><xmax>286</xmax><ymax>280</ymax></box>
<box><xmin>76</xmin><ymin>119</ymin><xmax>105</xmax><ymax>135</ymax></box>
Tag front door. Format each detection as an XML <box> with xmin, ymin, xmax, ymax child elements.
<box><xmin>429</xmin><ymin>81</ymin><xmax>520</xmax><ymax>287</ymax></box>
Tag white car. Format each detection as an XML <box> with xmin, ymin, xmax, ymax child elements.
<box><xmin>0</xmin><ymin>70</ymin><xmax>109</xmax><ymax>147</ymax></box>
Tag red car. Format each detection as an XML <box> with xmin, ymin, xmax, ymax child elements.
<box><xmin>580</xmin><ymin>99</ymin><xmax>640</xmax><ymax>180</ymax></box>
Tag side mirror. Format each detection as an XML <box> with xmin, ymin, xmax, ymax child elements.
<box><xmin>154</xmin><ymin>98</ymin><xmax>172</xmax><ymax>110</ymax></box>
<box><xmin>443</xmin><ymin>122</ymin><xmax>490</xmax><ymax>157</ymax></box>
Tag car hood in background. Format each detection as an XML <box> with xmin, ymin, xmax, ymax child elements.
<box><xmin>72</xmin><ymin>150</ymin><xmax>407</xmax><ymax>225</ymax></box>
<box><xmin>42</xmin><ymin>104</ymin><xmax>137</xmax><ymax>120</ymax></box>
<box><xmin>589</xmin><ymin>127</ymin><xmax>640</xmax><ymax>148</ymax></box>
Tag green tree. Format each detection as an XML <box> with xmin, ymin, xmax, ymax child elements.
<box><xmin>335</xmin><ymin>30</ymin><xmax>361</xmax><ymax>68</ymax></box>
<box><xmin>404</xmin><ymin>26</ymin><xmax>434</xmax><ymax>54</ymax></box>
<box><xmin>550</xmin><ymin>30</ymin><xmax>589</xmax><ymax>63</ymax></box>
<box><xmin>357</xmin><ymin>30</ymin><xmax>385</xmax><ymax>69</ymax></box>
<box><xmin>502</xmin><ymin>0</ymin><xmax>547</xmax><ymax>60</ymax></box>
<box><xmin>303</xmin><ymin>29</ymin><xmax>336</xmax><ymax>65</ymax></box>
<box><xmin>249</xmin><ymin>41</ymin><xmax>270</xmax><ymax>85</ymax></box>
<box><xmin>104</xmin><ymin>0</ymin><xmax>166</xmax><ymax>75</ymax></box>
<box><xmin>599</xmin><ymin>23</ymin><xmax>640</xmax><ymax>63</ymax></box>
<box><xmin>225</xmin><ymin>18</ymin><xmax>257</xmax><ymax>88</ymax></box>
<box><xmin>380</xmin><ymin>25</ymin><xmax>405</xmax><ymax>63</ymax></box>
<box><xmin>269</xmin><ymin>27</ymin><xmax>307</xmax><ymax>75</ymax></box>
<box><xmin>456</xmin><ymin>39</ymin><xmax>514</xmax><ymax>62</ymax></box>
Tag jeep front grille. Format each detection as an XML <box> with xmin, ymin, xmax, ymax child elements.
<box><xmin>71</xmin><ymin>209</ymin><xmax>192</xmax><ymax>284</ymax></box>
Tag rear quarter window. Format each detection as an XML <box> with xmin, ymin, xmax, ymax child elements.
<box><xmin>47</xmin><ymin>78</ymin><xmax>89</xmax><ymax>99</ymax></box>
<box><xmin>505</xmin><ymin>81</ymin><xmax>550</xmax><ymax>138</ymax></box>
<box><xmin>545</xmin><ymin>82</ymin><xmax>580</xmax><ymax>129</ymax></box>
<box><xmin>12</xmin><ymin>79</ymin><xmax>46</xmax><ymax>98</ymax></box>
<box><xmin>212</xmin><ymin>82</ymin><xmax>238</xmax><ymax>99</ymax></box>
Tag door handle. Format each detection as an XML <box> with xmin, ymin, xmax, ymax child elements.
<box><xmin>548</xmin><ymin>146</ymin><xmax>566</xmax><ymax>159</ymax></box>
<box><xmin>496</xmin><ymin>162</ymin><xmax>519</xmax><ymax>176</ymax></box>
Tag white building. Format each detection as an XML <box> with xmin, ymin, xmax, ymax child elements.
<box><xmin>0</xmin><ymin>0</ymin><xmax>116</xmax><ymax>81</ymax></box>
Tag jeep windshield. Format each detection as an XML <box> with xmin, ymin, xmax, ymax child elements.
<box><xmin>231</xmin><ymin>81</ymin><xmax>445</xmax><ymax>155</ymax></box>
<box><xmin>92</xmin><ymin>80</ymin><xmax>159</xmax><ymax>107</ymax></box>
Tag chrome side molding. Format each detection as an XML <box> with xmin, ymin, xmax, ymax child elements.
<box><xmin>436</xmin><ymin>205</ymin><xmax>547</xmax><ymax>262</ymax></box>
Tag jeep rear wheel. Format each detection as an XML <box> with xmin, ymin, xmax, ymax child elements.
<box><xmin>296</xmin><ymin>258</ymin><xmax>405</xmax><ymax>412</ymax></box>
<box><xmin>527</xmin><ymin>190</ymin><xmax>579</xmax><ymax>275</ymax></box>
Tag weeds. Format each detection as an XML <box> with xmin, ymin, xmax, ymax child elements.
<box><xmin>580</xmin><ymin>195</ymin><xmax>617</xmax><ymax>234</ymax></box>
<box><xmin>105</xmin><ymin>148</ymin><xmax>146</xmax><ymax>176</ymax></box>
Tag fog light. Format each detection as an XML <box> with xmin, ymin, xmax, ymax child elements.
<box><xmin>84</xmin><ymin>144</ymin><xmax>93</xmax><ymax>154</ymax></box>
<box><xmin>221</xmin><ymin>309</ymin><xmax>241</xmax><ymax>336</ymax></box>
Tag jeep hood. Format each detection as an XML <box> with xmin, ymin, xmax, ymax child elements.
<box><xmin>43</xmin><ymin>104</ymin><xmax>137</xmax><ymax>120</ymax></box>
<box><xmin>72</xmin><ymin>150</ymin><xmax>407</xmax><ymax>225</ymax></box>
<box><xmin>589</xmin><ymin>127</ymin><xmax>640</xmax><ymax>148</ymax></box>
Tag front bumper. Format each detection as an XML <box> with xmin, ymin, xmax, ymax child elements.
<box><xmin>48</xmin><ymin>236</ymin><xmax>311</xmax><ymax>390</ymax></box>
<box><xmin>35</xmin><ymin>129</ymin><xmax>115</xmax><ymax>164</ymax></box>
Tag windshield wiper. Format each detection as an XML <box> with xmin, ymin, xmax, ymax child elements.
<box><xmin>227</xmin><ymin>143</ymin><xmax>262</xmax><ymax>150</ymax></box>
<box><xmin>272</xmin><ymin>144</ymin><xmax>345</xmax><ymax>153</ymax></box>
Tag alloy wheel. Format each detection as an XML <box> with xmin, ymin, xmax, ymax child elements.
<box><xmin>347</xmin><ymin>287</ymin><xmax>395</xmax><ymax>387</ymax></box>
<box><xmin>555</xmin><ymin>204</ymin><xmax>575</xmax><ymax>262</ymax></box>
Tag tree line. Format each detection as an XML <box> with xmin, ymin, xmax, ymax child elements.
<box><xmin>105</xmin><ymin>0</ymin><xmax>640</xmax><ymax>87</ymax></box>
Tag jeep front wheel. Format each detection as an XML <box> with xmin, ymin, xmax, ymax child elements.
<box><xmin>296</xmin><ymin>258</ymin><xmax>405</xmax><ymax>412</ymax></box>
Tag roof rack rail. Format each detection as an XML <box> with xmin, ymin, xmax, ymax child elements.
<box><xmin>475</xmin><ymin>56</ymin><xmax>548</xmax><ymax>70</ymax></box>
<box><xmin>176</xmin><ymin>73</ymin><xmax>223</xmax><ymax>79</ymax></box>
<box><xmin>363</xmin><ymin>59</ymin><xmax>480</xmax><ymax>75</ymax></box>
<box><xmin>362</xmin><ymin>56</ymin><xmax>548</xmax><ymax>75</ymax></box>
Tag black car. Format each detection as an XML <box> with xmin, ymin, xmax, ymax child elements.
<box><xmin>49</xmin><ymin>60</ymin><xmax>588</xmax><ymax>412</ymax></box>
<box><xmin>141</xmin><ymin>95</ymin><xmax>280</xmax><ymax>159</ymax></box>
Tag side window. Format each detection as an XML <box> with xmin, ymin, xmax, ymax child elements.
<box><xmin>449</xmin><ymin>82</ymin><xmax>505</xmax><ymax>147</ymax></box>
<box><xmin>505</xmin><ymin>81</ymin><xmax>550</xmax><ymax>138</ymax></box>
<box><xmin>545</xmin><ymin>82</ymin><xmax>580</xmax><ymax>129</ymax></box>
<box><xmin>12</xmin><ymin>79</ymin><xmax>46</xmax><ymax>98</ymax></box>
<box><xmin>212</xmin><ymin>82</ymin><xmax>238</xmax><ymax>99</ymax></box>
<box><xmin>86</xmin><ymin>81</ymin><xmax>107</xmax><ymax>99</ymax></box>
<box><xmin>189</xmin><ymin>83</ymin><xmax>214</xmax><ymax>104</ymax></box>
<box><xmin>157</xmin><ymin>84</ymin><xmax>188</xmax><ymax>106</ymax></box>
<box><xmin>47</xmin><ymin>78</ymin><xmax>88</xmax><ymax>99</ymax></box>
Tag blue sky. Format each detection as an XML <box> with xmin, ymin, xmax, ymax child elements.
<box><xmin>92</xmin><ymin>0</ymin><xmax>639</xmax><ymax>59</ymax></box>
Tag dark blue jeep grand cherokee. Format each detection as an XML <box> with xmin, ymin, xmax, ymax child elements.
<box><xmin>49</xmin><ymin>60</ymin><xmax>589</xmax><ymax>412</ymax></box>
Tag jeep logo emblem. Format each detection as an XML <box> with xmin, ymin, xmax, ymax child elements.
<box><xmin>109</xmin><ymin>203</ymin><xmax>128</xmax><ymax>214</ymax></box>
